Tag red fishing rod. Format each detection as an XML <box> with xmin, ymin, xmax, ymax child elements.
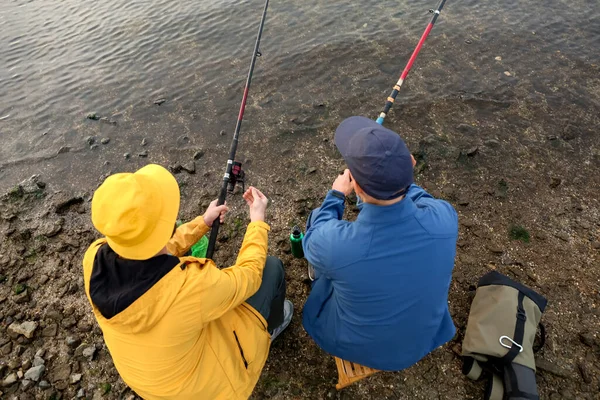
<box><xmin>206</xmin><ymin>0</ymin><xmax>270</xmax><ymax>259</ymax></box>
<box><xmin>376</xmin><ymin>0</ymin><xmax>447</xmax><ymax>125</ymax></box>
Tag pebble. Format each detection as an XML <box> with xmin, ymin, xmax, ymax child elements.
<box><xmin>536</xmin><ymin>359</ymin><xmax>571</xmax><ymax>378</ymax></box>
<box><xmin>42</xmin><ymin>323</ymin><xmax>58</xmax><ymax>337</ymax></box>
<box><xmin>66</xmin><ymin>336</ymin><xmax>82</xmax><ymax>349</ymax></box>
<box><xmin>39</xmin><ymin>380</ymin><xmax>51</xmax><ymax>389</ymax></box>
<box><xmin>58</xmin><ymin>146</ymin><xmax>71</xmax><ymax>154</ymax></box>
<box><xmin>2</xmin><ymin>372</ymin><xmax>18</xmax><ymax>387</ymax></box>
<box><xmin>487</xmin><ymin>245</ymin><xmax>504</xmax><ymax>254</ymax></box>
<box><xmin>153</xmin><ymin>98</ymin><xmax>166</xmax><ymax>105</ymax></box>
<box><xmin>82</xmin><ymin>346</ymin><xmax>96</xmax><ymax>361</ymax></box>
<box><xmin>549</xmin><ymin>177</ymin><xmax>562</xmax><ymax>188</ymax></box>
<box><xmin>181</xmin><ymin>162</ymin><xmax>196</xmax><ymax>174</ymax></box>
<box><xmin>465</xmin><ymin>39</ymin><xmax>472</xmax><ymax>44</ymax></box>
<box><xmin>21</xmin><ymin>379</ymin><xmax>35</xmax><ymax>390</ymax></box>
<box><xmin>138</xmin><ymin>150</ymin><xmax>148</xmax><ymax>158</ymax></box>
<box><xmin>555</xmin><ymin>232</ymin><xmax>570</xmax><ymax>242</ymax></box>
<box><xmin>495</xmin><ymin>56</ymin><xmax>502</xmax><ymax>61</ymax></box>
<box><xmin>219</xmin><ymin>130</ymin><xmax>226</xmax><ymax>136</ymax></box>
<box><xmin>124</xmin><ymin>153</ymin><xmax>131</xmax><ymax>159</ymax></box>
<box><xmin>70</xmin><ymin>373</ymin><xmax>83</xmax><ymax>384</ymax></box>
<box><xmin>85</xmin><ymin>136</ymin><xmax>96</xmax><ymax>145</ymax></box>
<box><xmin>17</xmin><ymin>371</ymin><xmax>23</xmax><ymax>379</ymax></box>
<box><xmin>24</xmin><ymin>365</ymin><xmax>45</xmax><ymax>382</ymax></box>
<box><xmin>77</xmin><ymin>388</ymin><xmax>86</xmax><ymax>398</ymax></box>
<box><xmin>577</xmin><ymin>361</ymin><xmax>592</xmax><ymax>384</ymax></box>
<box><xmin>464</xmin><ymin>146</ymin><xmax>479</xmax><ymax>157</ymax></box>
<box><xmin>8</xmin><ymin>321</ymin><xmax>38</xmax><ymax>339</ymax></box>
<box><xmin>141</xmin><ymin>138</ymin><xmax>148</xmax><ymax>146</ymax></box>
<box><xmin>100</xmin><ymin>138</ymin><xmax>110</xmax><ymax>145</ymax></box>
<box><xmin>307</xmin><ymin>167</ymin><xmax>317</xmax><ymax>174</ymax></box>
<box><xmin>504</xmin><ymin>71</ymin><xmax>512</xmax><ymax>76</ymax></box>
<box><xmin>592</xmin><ymin>241</ymin><xmax>600</xmax><ymax>250</ymax></box>
<box><xmin>193</xmin><ymin>150</ymin><xmax>205</xmax><ymax>160</ymax></box>
<box><xmin>32</xmin><ymin>356</ymin><xmax>45</xmax><ymax>367</ymax></box>
<box><xmin>86</xmin><ymin>113</ymin><xmax>99</xmax><ymax>120</ymax></box>
<box><xmin>90</xmin><ymin>144</ymin><xmax>99</xmax><ymax>150</ymax></box>
<box><xmin>13</xmin><ymin>289</ymin><xmax>30</xmax><ymax>304</ymax></box>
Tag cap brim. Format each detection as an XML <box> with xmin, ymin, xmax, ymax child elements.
<box><xmin>107</xmin><ymin>164</ymin><xmax>180</xmax><ymax>260</ymax></box>
<box><xmin>335</xmin><ymin>116</ymin><xmax>385</xmax><ymax>157</ymax></box>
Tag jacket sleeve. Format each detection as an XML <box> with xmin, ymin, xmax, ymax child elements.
<box><xmin>302</xmin><ymin>190</ymin><xmax>345</xmax><ymax>277</ymax></box>
<box><xmin>166</xmin><ymin>216</ymin><xmax>210</xmax><ymax>257</ymax></box>
<box><xmin>198</xmin><ymin>221</ymin><xmax>270</xmax><ymax>322</ymax></box>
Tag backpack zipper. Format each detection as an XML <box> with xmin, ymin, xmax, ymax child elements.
<box><xmin>233</xmin><ymin>331</ymin><xmax>248</xmax><ymax>369</ymax></box>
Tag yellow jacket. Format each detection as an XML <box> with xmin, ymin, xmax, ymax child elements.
<box><xmin>82</xmin><ymin>217</ymin><xmax>271</xmax><ymax>399</ymax></box>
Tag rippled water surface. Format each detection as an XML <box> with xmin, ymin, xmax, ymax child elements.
<box><xmin>0</xmin><ymin>0</ymin><xmax>599</xmax><ymax>183</ymax></box>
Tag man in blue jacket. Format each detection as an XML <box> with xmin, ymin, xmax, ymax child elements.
<box><xmin>302</xmin><ymin>116</ymin><xmax>458</xmax><ymax>371</ymax></box>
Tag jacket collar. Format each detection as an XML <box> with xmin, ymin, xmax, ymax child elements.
<box><xmin>356</xmin><ymin>196</ymin><xmax>418</xmax><ymax>224</ymax></box>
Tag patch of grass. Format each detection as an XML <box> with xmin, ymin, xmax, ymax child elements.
<box><xmin>14</xmin><ymin>283</ymin><xmax>27</xmax><ymax>295</ymax></box>
<box><xmin>100</xmin><ymin>382</ymin><xmax>111</xmax><ymax>395</ymax></box>
<box><xmin>8</xmin><ymin>185</ymin><xmax>23</xmax><ymax>200</ymax></box>
<box><xmin>233</xmin><ymin>217</ymin><xmax>244</xmax><ymax>231</ymax></box>
<box><xmin>509</xmin><ymin>225</ymin><xmax>530</xmax><ymax>243</ymax></box>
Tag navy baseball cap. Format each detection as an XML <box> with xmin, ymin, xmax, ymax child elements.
<box><xmin>335</xmin><ymin>116</ymin><xmax>413</xmax><ymax>200</ymax></box>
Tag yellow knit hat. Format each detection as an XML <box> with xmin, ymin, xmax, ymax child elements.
<box><xmin>91</xmin><ymin>164</ymin><xmax>180</xmax><ymax>260</ymax></box>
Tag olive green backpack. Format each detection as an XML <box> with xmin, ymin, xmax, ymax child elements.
<box><xmin>462</xmin><ymin>271</ymin><xmax>548</xmax><ymax>400</ymax></box>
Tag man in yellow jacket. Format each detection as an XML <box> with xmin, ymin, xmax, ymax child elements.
<box><xmin>82</xmin><ymin>164</ymin><xmax>293</xmax><ymax>399</ymax></box>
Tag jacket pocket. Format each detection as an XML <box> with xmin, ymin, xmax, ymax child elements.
<box><xmin>233</xmin><ymin>331</ymin><xmax>248</xmax><ymax>369</ymax></box>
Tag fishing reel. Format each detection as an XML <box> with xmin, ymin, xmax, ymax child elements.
<box><xmin>227</xmin><ymin>161</ymin><xmax>245</xmax><ymax>194</ymax></box>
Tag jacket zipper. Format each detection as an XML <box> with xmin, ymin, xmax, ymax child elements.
<box><xmin>233</xmin><ymin>331</ymin><xmax>248</xmax><ymax>369</ymax></box>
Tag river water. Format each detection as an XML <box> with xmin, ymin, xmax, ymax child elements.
<box><xmin>0</xmin><ymin>0</ymin><xmax>598</xmax><ymax>191</ymax></box>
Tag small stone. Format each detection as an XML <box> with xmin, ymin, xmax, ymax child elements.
<box><xmin>22</xmin><ymin>359</ymin><xmax>32</xmax><ymax>370</ymax></box>
<box><xmin>8</xmin><ymin>359</ymin><xmax>20</xmax><ymax>369</ymax></box>
<box><xmin>555</xmin><ymin>232</ymin><xmax>570</xmax><ymax>242</ymax></box>
<box><xmin>42</xmin><ymin>324</ymin><xmax>58</xmax><ymax>337</ymax></box>
<box><xmin>124</xmin><ymin>153</ymin><xmax>131</xmax><ymax>159</ymax></box>
<box><xmin>549</xmin><ymin>177</ymin><xmax>562</xmax><ymax>188</ymax></box>
<box><xmin>39</xmin><ymin>275</ymin><xmax>49</xmax><ymax>285</ymax></box>
<box><xmin>484</xmin><ymin>139</ymin><xmax>500</xmax><ymax>147</ymax></box>
<box><xmin>70</xmin><ymin>373</ymin><xmax>82</xmax><ymax>384</ymax></box>
<box><xmin>32</xmin><ymin>356</ymin><xmax>44</xmax><ymax>367</ymax></box>
<box><xmin>465</xmin><ymin>39</ymin><xmax>473</xmax><ymax>44</ymax></box>
<box><xmin>456</xmin><ymin>124</ymin><xmax>476</xmax><ymax>134</ymax></box>
<box><xmin>77</xmin><ymin>388</ymin><xmax>86</xmax><ymax>398</ymax></box>
<box><xmin>487</xmin><ymin>245</ymin><xmax>504</xmax><ymax>254</ymax></box>
<box><xmin>141</xmin><ymin>138</ymin><xmax>148</xmax><ymax>146</ymax></box>
<box><xmin>16</xmin><ymin>371</ymin><xmax>23</xmax><ymax>379</ymax></box>
<box><xmin>24</xmin><ymin>365</ymin><xmax>45</xmax><ymax>382</ymax></box>
<box><xmin>138</xmin><ymin>150</ymin><xmax>148</xmax><ymax>158</ymax></box>
<box><xmin>8</xmin><ymin>321</ymin><xmax>38</xmax><ymax>339</ymax></box>
<box><xmin>463</xmin><ymin>146</ymin><xmax>479</xmax><ymax>157</ymax></box>
<box><xmin>181</xmin><ymin>161</ymin><xmax>196</xmax><ymax>174</ymax></box>
<box><xmin>219</xmin><ymin>130</ymin><xmax>226</xmax><ymax>136</ymax></box>
<box><xmin>591</xmin><ymin>241</ymin><xmax>600</xmax><ymax>250</ymax></box>
<box><xmin>55</xmin><ymin>380</ymin><xmax>68</xmax><ymax>390</ymax></box>
<box><xmin>82</xmin><ymin>346</ymin><xmax>96</xmax><ymax>361</ymax></box>
<box><xmin>457</xmin><ymin>198</ymin><xmax>470</xmax><ymax>206</ymax></box>
<box><xmin>21</xmin><ymin>379</ymin><xmax>35</xmax><ymax>390</ymax></box>
<box><xmin>193</xmin><ymin>150</ymin><xmax>205</xmax><ymax>160</ymax></box>
<box><xmin>58</xmin><ymin>146</ymin><xmax>71</xmax><ymax>154</ymax></box>
<box><xmin>100</xmin><ymin>138</ymin><xmax>110</xmax><ymax>145</ymax></box>
<box><xmin>85</xmin><ymin>136</ymin><xmax>96</xmax><ymax>146</ymax></box>
<box><xmin>62</xmin><ymin>317</ymin><xmax>77</xmax><ymax>328</ymax></box>
<box><xmin>86</xmin><ymin>113</ymin><xmax>99</xmax><ymax>120</ymax></box>
<box><xmin>504</xmin><ymin>71</ymin><xmax>512</xmax><ymax>76</ymax></box>
<box><xmin>66</xmin><ymin>336</ymin><xmax>81</xmax><ymax>349</ymax></box>
<box><xmin>39</xmin><ymin>380</ymin><xmax>51</xmax><ymax>389</ymax></box>
<box><xmin>169</xmin><ymin>164</ymin><xmax>183</xmax><ymax>174</ymax></box>
<box><xmin>536</xmin><ymin>359</ymin><xmax>571</xmax><ymax>378</ymax></box>
<box><xmin>307</xmin><ymin>167</ymin><xmax>317</xmax><ymax>174</ymax></box>
<box><xmin>153</xmin><ymin>98</ymin><xmax>166</xmax><ymax>105</ymax></box>
<box><xmin>50</xmin><ymin>364</ymin><xmax>71</xmax><ymax>382</ymax></box>
<box><xmin>13</xmin><ymin>289</ymin><xmax>30</xmax><ymax>304</ymax></box>
<box><xmin>0</xmin><ymin>342</ymin><xmax>12</xmax><ymax>356</ymax></box>
<box><xmin>2</xmin><ymin>372</ymin><xmax>18</xmax><ymax>387</ymax></box>
<box><xmin>495</xmin><ymin>56</ymin><xmax>502</xmax><ymax>61</ymax></box>
<box><xmin>577</xmin><ymin>362</ymin><xmax>592</xmax><ymax>384</ymax></box>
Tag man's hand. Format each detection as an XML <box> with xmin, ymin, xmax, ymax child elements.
<box><xmin>203</xmin><ymin>200</ymin><xmax>229</xmax><ymax>227</ymax></box>
<box><xmin>332</xmin><ymin>169</ymin><xmax>353</xmax><ymax>196</ymax></box>
<box><xmin>243</xmin><ymin>187</ymin><xmax>269</xmax><ymax>222</ymax></box>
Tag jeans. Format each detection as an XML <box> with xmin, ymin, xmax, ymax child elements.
<box><xmin>245</xmin><ymin>256</ymin><xmax>286</xmax><ymax>333</ymax></box>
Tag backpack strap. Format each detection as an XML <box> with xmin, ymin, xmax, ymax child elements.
<box><xmin>502</xmin><ymin>291</ymin><xmax>527</xmax><ymax>363</ymax></box>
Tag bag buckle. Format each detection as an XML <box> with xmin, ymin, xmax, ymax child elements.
<box><xmin>499</xmin><ymin>336</ymin><xmax>523</xmax><ymax>353</ymax></box>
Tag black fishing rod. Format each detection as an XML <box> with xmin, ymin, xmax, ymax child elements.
<box><xmin>206</xmin><ymin>0</ymin><xmax>270</xmax><ymax>259</ymax></box>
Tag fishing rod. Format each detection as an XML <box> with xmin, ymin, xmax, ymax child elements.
<box><xmin>206</xmin><ymin>0</ymin><xmax>270</xmax><ymax>259</ymax></box>
<box><xmin>376</xmin><ymin>0</ymin><xmax>447</xmax><ymax>125</ymax></box>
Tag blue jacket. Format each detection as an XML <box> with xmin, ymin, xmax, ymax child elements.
<box><xmin>302</xmin><ymin>185</ymin><xmax>458</xmax><ymax>371</ymax></box>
